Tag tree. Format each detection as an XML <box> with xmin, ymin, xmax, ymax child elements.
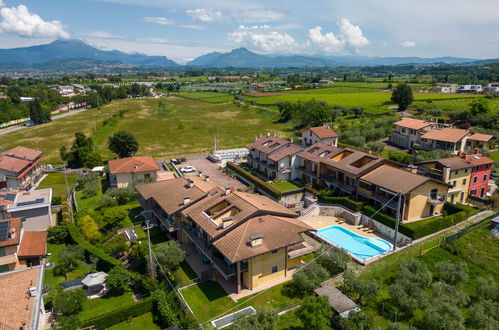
<box><xmin>434</xmin><ymin>261</ymin><xmax>468</xmax><ymax>285</ymax></box>
<box><xmin>56</xmin><ymin>245</ymin><xmax>84</xmax><ymax>277</ymax></box>
<box><xmin>82</xmin><ymin>179</ymin><xmax>99</xmax><ymax>197</ymax></box>
<box><xmin>389</xmin><ymin>280</ymin><xmax>427</xmax><ymax>314</ymax></box>
<box><xmin>391</xmin><ymin>83</ymin><xmax>414</xmax><ymax>111</ymax></box>
<box><xmin>232</xmin><ymin>307</ymin><xmax>277</xmax><ymax>330</ymax></box>
<box><xmin>318</xmin><ymin>246</ymin><xmax>350</xmax><ymax>276</ymax></box>
<box><xmin>366</xmin><ymin>141</ymin><xmax>385</xmax><ymax>155</ymax></box>
<box><xmin>351</xmin><ymin>107</ymin><xmax>364</xmax><ymax>118</ymax></box>
<box><xmin>108</xmin><ymin>130</ymin><xmax>138</xmax><ymax>158</ymax></box>
<box><xmin>476</xmin><ymin>276</ymin><xmax>499</xmax><ymax>301</ymax></box>
<box><xmin>29</xmin><ymin>98</ymin><xmax>51</xmax><ymax>124</ymax></box>
<box><xmin>101</xmin><ymin>208</ymin><xmax>127</xmax><ymax>228</ymax></box>
<box><xmin>422</xmin><ymin>301</ymin><xmax>464</xmax><ymax>330</ymax></box>
<box><xmin>152</xmin><ymin>290</ymin><xmax>179</xmax><ymax>327</ymax></box>
<box><xmin>57</xmin><ymin>315</ymin><xmax>81</xmax><ymax>330</ymax></box>
<box><xmin>337</xmin><ymin>310</ymin><xmax>373</xmax><ymax>330</ymax></box>
<box><xmin>84</xmin><ymin>151</ymin><xmax>102</xmax><ymax>168</ymax></box>
<box><xmin>343</xmin><ymin>270</ymin><xmax>380</xmax><ymax>305</ymax></box>
<box><xmin>469</xmin><ymin>97</ymin><xmax>490</xmax><ymax>116</ymax></box>
<box><xmin>76</xmin><ymin>215</ymin><xmax>102</xmax><ymax>242</ymax></box>
<box><xmin>292</xmin><ymin>263</ymin><xmax>329</xmax><ymax>294</ymax></box>
<box><xmin>60</xmin><ymin>132</ymin><xmax>94</xmax><ymax>168</ymax></box>
<box><xmin>48</xmin><ymin>226</ymin><xmax>69</xmax><ymax>244</ymax></box>
<box><xmin>430</xmin><ymin>282</ymin><xmax>469</xmax><ymax>306</ymax></box>
<box><xmin>155</xmin><ymin>241</ymin><xmax>185</xmax><ymax>271</ymax></box>
<box><xmin>105</xmin><ymin>266</ymin><xmax>131</xmax><ymax>294</ymax></box>
<box><xmin>52</xmin><ymin>289</ymin><xmax>86</xmax><ymax>317</ymax></box>
<box><xmin>297</xmin><ymin>296</ymin><xmax>332</xmax><ymax>330</ymax></box>
<box><xmin>467</xmin><ymin>299</ymin><xmax>499</xmax><ymax>329</ymax></box>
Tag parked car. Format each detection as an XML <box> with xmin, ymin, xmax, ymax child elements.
<box><xmin>171</xmin><ymin>158</ymin><xmax>181</xmax><ymax>165</ymax></box>
<box><xmin>181</xmin><ymin>166</ymin><xmax>196</xmax><ymax>173</ymax></box>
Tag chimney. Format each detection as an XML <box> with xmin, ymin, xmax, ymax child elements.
<box><xmin>183</xmin><ymin>196</ymin><xmax>190</xmax><ymax>205</ymax></box>
<box><xmin>9</xmin><ymin>227</ymin><xmax>16</xmax><ymax>239</ymax></box>
<box><xmin>198</xmin><ymin>171</ymin><xmax>203</xmax><ymax>177</ymax></box>
<box><xmin>187</xmin><ymin>179</ymin><xmax>194</xmax><ymax>188</ymax></box>
<box><xmin>221</xmin><ymin>216</ymin><xmax>233</xmax><ymax>228</ymax></box>
<box><xmin>204</xmin><ymin>175</ymin><xmax>210</xmax><ymax>182</ymax></box>
<box><xmin>249</xmin><ymin>233</ymin><xmax>263</xmax><ymax>247</ymax></box>
<box><xmin>224</xmin><ymin>186</ymin><xmax>231</xmax><ymax>196</ymax></box>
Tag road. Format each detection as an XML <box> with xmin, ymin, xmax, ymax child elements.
<box><xmin>0</xmin><ymin>107</ymin><xmax>90</xmax><ymax>136</ymax></box>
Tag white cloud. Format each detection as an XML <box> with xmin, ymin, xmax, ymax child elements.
<box><xmin>84</xmin><ymin>31</ymin><xmax>122</xmax><ymax>39</ymax></box>
<box><xmin>307</xmin><ymin>26</ymin><xmax>344</xmax><ymax>54</ymax></box>
<box><xmin>338</xmin><ymin>18</ymin><xmax>369</xmax><ymax>50</ymax></box>
<box><xmin>401</xmin><ymin>40</ymin><xmax>416</xmax><ymax>48</ymax></box>
<box><xmin>235</xmin><ymin>9</ymin><xmax>284</xmax><ymax>23</ymax></box>
<box><xmin>0</xmin><ymin>4</ymin><xmax>70</xmax><ymax>39</ymax></box>
<box><xmin>178</xmin><ymin>24</ymin><xmax>207</xmax><ymax>30</ymax></box>
<box><xmin>0</xmin><ymin>1</ymin><xmax>4</xmax><ymax>8</ymax></box>
<box><xmin>143</xmin><ymin>16</ymin><xmax>174</xmax><ymax>25</ymax></box>
<box><xmin>228</xmin><ymin>25</ymin><xmax>298</xmax><ymax>53</ymax></box>
<box><xmin>186</xmin><ymin>8</ymin><xmax>222</xmax><ymax>22</ymax></box>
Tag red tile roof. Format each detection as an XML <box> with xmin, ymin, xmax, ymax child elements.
<box><xmin>463</xmin><ymin>154</ymin><xmax>494</xmax><ymax>166</ymax></box>
<box><xmin>467</xmin><ymin>133</ymin><xmax>494</xmax><ymax>142</ymax></box>
<box><xmin>393</xmin><ymin>117</ymin><xmax>435</xmax><ymax>130</ymax></box>
<box><xmin>0</xmin><ymin>155</ymin><xmax>30</xmax><ymax>174</ymax></box>
<box><xmin>247</xmin><ymin>136</ymin><xmax>289</xmax><ymax>154</ymax></box>
<box><xmin>18</xmin><ymin>231</ymin><xmax>47</xmax><ymax>257</ymax></box>
<box><xmin>4</xmin><ymin>146</ymin><xmax>42</xmax><ymax>161</ymax></box>
<box><xmin>421</xmin><ymin>128</ymin><xmax>469</xmax><ymax>143</ymax></box>
<box><xmin>108</xmin><ymin>156</ymin><xmax>160</xmax><ymax>174</ymax></box>
<box><xmin>268</xmin><ymin>144</ymin><xmax>303</xmax><ymax>161</ymax></box>
<box><xmin>306</xmin><ymin>126</ymin><xmax>339</xmax><ymax>139</ymax></box>
<box><xmin>0</xmin><ymin>218</ymin><xmax>21</xmax><ymax>248</ymax></box>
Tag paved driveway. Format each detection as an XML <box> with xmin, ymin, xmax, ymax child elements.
<box><xmin>186</xmin><ymin>158</ymin><xmax>247</xmax><ymax>190</ymax></box>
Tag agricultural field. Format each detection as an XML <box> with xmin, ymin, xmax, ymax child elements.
<box><xmin>0</xmin><ymin>97</ymin><xmax>293</xmax><ymax>163</ymax></box>
<box><xmin>412</xmin><ymin>97</ymin><xmax>499</xmax><ymax>114</ymax></box>
<box><xmin>178</xmin><ymin>91</ymin><xmax>234</xmax><ymax>103</ymax></box>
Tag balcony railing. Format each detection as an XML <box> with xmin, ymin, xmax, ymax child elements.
<box><xmin>428</xmin><ymin>195</ymin><xmax>446</xmax><ymax>204</ymax></box>
<box><xmin>371</xmin><ymin>193</ymin><xmax>399</xmax><ymax>210</ymax></box>
<box><xmin>288</xmin><ymin>242</ymin><xmax>317</xmax><ymax>259</ymax></box>
<box><xmin>0</xmin><ymin>253</ymin><xmax>17</xmax><ymax>266</ymax></box>
<box><xmin>297</xmin><ymin>166</ymin><xmax>318</xmax><ymax>178</ymax></box>
<box><xmin>321</xmin><ymin>175</ymin><xmax>355</xmax><ymax>193</ymax></box>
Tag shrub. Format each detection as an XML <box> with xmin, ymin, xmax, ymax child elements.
<box><xmin>52</xmin><ymin>288</ymin><xmax>86</xmax><ymax>317</ymax></box>
<box><xmin>292</xmin><ymin>263</ymin><xmax>329</xmax><ymax>294</ymax></box>
<box><xmin>227</xmin><ymin>162</ymin><xmax>282</xmax><ymax>199</ymax></box>
<box><xmin>318</xmin><ymin>246</ymin><xmax>350</xmax><ymax>276</ymax></box>
<box><xmin>434</xmin><ymin>261</ymin><xmax>468</xmax><ymax>285</ymax></box>
<box><xmin>48</xmin><ymin>226</ymin><xmax>69</xmax><ymax>244</ymax></box>
<box><xmin>52</xmin><ymin>195</ymin><xmax>62</xmax><ymax>205</ymax></box>
<box><xmin>106</xmin><ymin>266</ymin><xmax>131</xmax><ymax>295</ymax></box>
<box><xmin>319</xmin><ymin>194</ymin><xmax>363</xmax><ymax>212</ymax></box>
<box><xmin>297</xmin><ymin>296</ymin><xmax>332</xmax><ymax>330</ymax></box>
<box><xmin>80</xmin><ymin>298</ymin><xmax>153</xmax><ymax>329</ymax></box>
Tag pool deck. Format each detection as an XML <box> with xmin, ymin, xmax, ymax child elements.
<box><xmin>301</xmin><ymin>215</ymin><xmax>380</xmax><ymax>239</ymax></box>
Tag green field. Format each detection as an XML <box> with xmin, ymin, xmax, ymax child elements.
<box><xmin>37</xmin><ymin>173</ymin><xmax>76</xmax><ymax>199</ymax></box>
<box><xmin>108</xmin><ymin>312</ymin><xmax>160</xmax><ymax>330</ymax></box>
<box><xmin>0</xmin><ymin>97</ymin><xmax>293</xmax><ymax>163</ymax></box>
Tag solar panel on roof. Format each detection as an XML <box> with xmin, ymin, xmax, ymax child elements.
<box><xmin>0</xmin><ymin>221</ymin><xmax>10</xmax><ymax>242</ymax></box>
<box><xmin>4</xmin><ymin>194</ymin><xmax>15</xmax><ymax>201</ymax></box>
<box><xmin>36</xmin><ymin>198</ymin><xmax>44</xmax><ymax>203</ymax></box>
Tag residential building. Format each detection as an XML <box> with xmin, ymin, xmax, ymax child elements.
<box><xmin>179</xmin><ymin>190</ymin><xmax>314</xmax><ymax>293</ymax></box>
<box><xmin>483</xmin><ymin>83</ymin><xmax>499</xmax><ymax>93</ymax></box>
<box><xmin>433</xmin><ymin>84</ymin><xmax>458</xmax><ymax>93</ymax></box>
<box><xmin>419</xmin><ymin>127</ymin><xmax>471</xmax><ymax>153</ymax></box>
<box><xmin>0</xmin><ymin>217</ymin><xmax>48</xmax><ymax>273</ymax></box>
<box><xmin>301</xmin><ymin>126</ymin><xmax>339</xmax><ymax>147</ymax></box>
<box><xmin>108</xmin><ymin>156</ymin><xmax>160</xmax><ymax>188</ymax></box>
<box><xmin>266</xmin><ymin>145</ymin><xmax>303</xmax><ymax>181</ymax></box>
<box><xmin>0</xmin><ymin>146</ymin><xmax>44</xmax><ymax>191</ymax></box>
<box><xmin>247</xmin><ymin>136</ymin><xmax>291</xmax><ymax>177</ymax></box>
<box><xmin>358</xmin><ymin>165</ymin><xmax>448</xmax><ymax>221</ymax></box>
<box><xmin>390</xmin><ymin>117</ymin><xmax>437</xmax><ymax>149</ymax></box>
<box><xmin>457</xmin><ymin>85</ymin><xmax>483</xmax><ymax>93</ymax></box>
<box><xmin>295</xmin><ymin>143</ymin><xmax>343</xmax><ymax>186</ymax></box>
<box><xmin>136</xmin><ymin>176</ymin><xmax>222</xmax><ymax>233</ymax></box>
<box><xmin>318</xmin><ymin>79</ymin><xmax>333</xmax><ymax>85</ymax></box>
<box><xmin>416</xmin><ymin>156</ymin><xmax>475</xmax><ymax>204</ymax></box>
<box><xmin>1</xmin><ymin>189</ymin><xmax>53</xmax><ymax>231</ymax></box>
<box><xmin>463</xmin><ymin>153</ymin><xmax>494</xmax><ymax>198</ymax></box>
<box><xmin>58</xmin><ymin>85</ymin><xmax>75</xmax><ymax>96</ymax></box>
<box><xmin>465</xmin><ymin>133</ymin><xmax>494</xmax><ymax>151</ymax></box>
<box><xmin>0</xmin><ymin>266</ymin><xmax>46</xmax><ymax>329</ymax></box>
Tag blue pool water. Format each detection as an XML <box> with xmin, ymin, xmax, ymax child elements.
<box><xmin>316</xmin><ymin>226</ymin><xmax>392</xmax><ymax>260</ymax></box>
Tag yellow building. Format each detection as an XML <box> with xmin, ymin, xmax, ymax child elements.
<box><xmin>358</xmin><ymin>165</ymin><xmax>449</xmax><ymax>221</ymax></box>
<box><xmin>179</xmin><ymin>191</ymin><xmax>315</xmax><ymax>293</ymax></box>
<box><xmin>108</xmin><ymin>156</ymin><xmax>160</xmax><ymax>188</ymax></box>
<box><xmin>416</xmin><ymin>157</ymin><xmax>474</xmax><ymax>204</ymax></box>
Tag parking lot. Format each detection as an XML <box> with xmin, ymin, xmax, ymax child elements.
<box><xmin>181</xmin><ymin>157</ymin><xmax>247</xmax><ymax>191</ymax></box>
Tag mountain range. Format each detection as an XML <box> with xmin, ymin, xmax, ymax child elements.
<box><xmin>0</xmin><ymin>39</ymin><xmax>495</xmax><ymax>70</ymax></box>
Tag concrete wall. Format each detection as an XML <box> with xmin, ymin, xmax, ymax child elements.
<box><xmin>361</xmin><ymin>214</ymin><xmax>412</xmax><ymax>244</ymax></box>
<box><xmin>405</xmin><ymin>181</ymin><xmax>447</xmax><ymax>220</ymax></box>
<box><xmin>317</xmin><ymin>205</ymin><xmax>361</xmax><ymax>225</ymax></box>
<box><xmin>243</xmin><ymin>248</ymin><xmax>287</xmax><ymax>289</ymax></box>
<box><xmin>114</xmin><ymin>171</ymin><xmax>156</xmax><ymax>188</ymax></box>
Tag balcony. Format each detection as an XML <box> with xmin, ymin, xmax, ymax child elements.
<box><xmin>297</xmin><ymin>166</ymin><xmax>318</xmax><ymax>178</ymax></box>
<box><xmin>371</xmin><ymin>193</ymin><xmax>399</xmax><ymax>210</ymax></box>
<box><xmin>288</xmin><ymin>242</ymin><xmax>317</xmax><ymax>259</ymax></box>
<box><xmin>321</xmin><ymin>175</ymin><xmax>355</xmax><ymax>193</ymax></box>
<box><xmin>182</xmin><ymin>225</ymin><xmax>247</xmax><ymax>278</ymax></box>
<box><xmin>428</xmin><ymin>195</ymin><xmax>446</xmax><ymax>204</ymax></box>
<box><xmin>0</xmin><ymin>254</ymin><xmax>18</xmax><ymax>266</ymax></box>
<box><xmin>417</xmin><ymin>167</ymin><xmax>444</xmax><ymax>181</ymax></box>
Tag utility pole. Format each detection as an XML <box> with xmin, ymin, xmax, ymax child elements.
<box><xmin>63</xmin><ymin>136</ymin><xmax>74</xmax><ymax>223</ymax></box>
<box><xmin>393</xmin><ymin>193</ymin><xmax>402</xmax><ymax>250</ymax></box>
<box><xmin>145</xmin><ymin>218</ymin><xmax>156</xmax><ymax>279</ymax></box>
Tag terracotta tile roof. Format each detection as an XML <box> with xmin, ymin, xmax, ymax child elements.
<box><xmin>213</xmin><ymin>215</ymin><xmax>312</xmax><ymax>263</ymax></box>
<box><xmin>108</xmin><ymin>156</ymin><xmax>160</xmax><ymax>174</ymax></box>
<box><xmin>0</xmin><ymin>155</ymin><xmax>30</xmax><ymax>174</ymax></box>
<box><xmin>467</xmin><ymin>133</ymin><xmax>494</xmax><ymax>142</ymax></box>
<box><xmin>360</xmin><ymin>165</ymin><xmax>435</xmax><ymax>194</ymax></box>
<box><xmin>4</xmin><ymin>146</ymin><xmax>42</xmax><ymax>161</ymax></box>
<box><xmin>0</xmin><ymin>267</ymin><xmax>40</xmax><ymax>329</ymax></box>
<box><xmin>421</xmin><ymin>128</ymin><xmax>469</xmax><ymax>143</ymax></box>
<box><xmin>18</xmin><ymin>231</ymin><xmax>47</xmax><ymax>257</ymax></box>
<box><xmin>136</xmin><ymin>177</ymin><xmax>220</xmax><ymax>216</ymax></box>
<box><xmin>321</xmin><ymin>149</ymin><xmax>387</xmax><ymax>176</ymax></box>
<box><xmin>297</xmin><ymin>143</ymin><xmax>344</xmax><ymax>163</ymax></box>
<box><xmin>393</xmin><ymin>117</ymin><xmax>435</xmax><ymax>130</ymax></box>
<box><xmin>247</xmin><ymin>136</ymin><xmax>289</xmax><ymax>154</ymax></box>
<box><xmin>305</xmin><ymin>126</ymin><xmax>339</xmax><ymax>139</ymax></box>
<box><xmin>268</xmin><ymin>144</ymin><xmax>303</xmax><ymax>161</ymax></box>
<box><xmin>464</xmin><ymin>154</ymin><xmax>494</xmax><ymax>166</ymax></box>
<box><xmin>0</xmin><ymin>218</ymin><xmax>21</xmax><ymax>248</ymax></box>
<box><xmin>434</xmin><ymin>156</ymin><xmax>476</xmax><ymax>170</ymax></box>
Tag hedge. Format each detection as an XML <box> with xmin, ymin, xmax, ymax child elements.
<box><xmin>362</xmin><ymin>205</ymin><xmax>414</xmax><ymax>238</ymax></box>
<box><xmin>319</xmin><ymin>195</ymin><xmax>363</xmax><ymax>213</ymax></box>
<box><xmin>80</xmin><ymin>297</ymin><xmax>153</xmax><ymax>329</ymax></box>
<box><xmin>67</xmin><ymin>223</ymin><xmax>121</xmax><ymax>270</ymax></box>
<box><xmin>226</xmin><ymin>162</ymin><xmax>282</xmax><ymax>199</ymax></box>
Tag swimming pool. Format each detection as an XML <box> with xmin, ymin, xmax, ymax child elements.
<box><xmin>315</xmin><ymin>226</ymin><xmax>392</xmax><ymax>261</ymax></box>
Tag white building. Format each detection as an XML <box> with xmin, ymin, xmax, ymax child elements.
<box><xmin>301</xmin><ymin>126</ymin><xmax>339</xmax><ymax>147</ymax></box>
<box><xmin>457</xmin><ymin>85</ymin><xmax>483</xmax><ymax>93</ymax></box>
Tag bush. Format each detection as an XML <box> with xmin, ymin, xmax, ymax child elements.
<box><xmin>319</xmin><ymin>194</ymin><xmax>363</xmax><ymax>212</ymax></box>
<box><xmin>362</xmin><ymin>205</ymin><xmax>414</xmax><ymax>238</ymax></box>
<box><xmin>106</xmin><ymin>266</ymin><xmax>132</xmax><ymax>295</ymax></box>
<box><xmin>80</xmin><ymin>298</ymin><xmax>153</xmax><ymax>329</ymax></box>
<box><xmin>67</xmin><ymin>223</ymin><xmax>121</xmax><ymax>271</ymax></box>
<box><xmin>52</xmin><ymin>195</ymin><xmax>62</xmax><ymax>205</ymax></box>
<box><xmin>292</xmin><ymin>263</ymin><xmax>329</xmax><ymax>294</ymax></box>
<box><xmin>48</xmin><ymin>226</ymin><xmax>69</xmax><ymax>244</ymax></box>
<box><xmin>227</xmin><ymin>162</ymin><xmax>282</xmax><ymax>199</ymax></box>
<box><xmin>434</xmin><ymin>261</ymin><xmax>468</xmax><ymax>285</ymax></box>
<box><xmin>318</xmin><ymin>246</ymin><xmax>350</xmax><ymax>276</ymax></box>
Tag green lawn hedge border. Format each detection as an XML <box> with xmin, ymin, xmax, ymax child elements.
<box><xmin>67</xmin><ymin>223</ymin><xmax>121</xmax><ymax>270</ymax></box>
<box><xmin>319</xmin><ymin>195</ymin><xmax>363</xmax><ymax>213</ymax></box>
<box><xmin>226</xmin><ymin>162</ymin><xmax>282</xmax><ymax>199</ymax></box>
<box><xmin>80</xmin><ymin>297</ymin><xmax>153</xmax><ymax>329</ymax></box>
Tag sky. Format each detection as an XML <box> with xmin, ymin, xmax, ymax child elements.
<box><xmin>0</xmin><ymin>0</ymin><xmax>498</xmax><ymax>64</ymax></box>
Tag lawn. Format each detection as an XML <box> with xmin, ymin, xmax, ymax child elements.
<box><xmin>37</xmin><ymin>172</ymin><xmax>77</xmax><ymax>199</ymax></box>
<box><xmin>0</xmin><ymin>97</ymin><xmax>293</xmax><ymax>163</ymax></box>
<box><xmin>108</xmin><ymin>312</ymin><xmax>160</xmax><ymax>330</ymax></box>
<box><xmin>78</xmin><ymin>291</ymin><xmax>135</xmax><ymax>322</ymax></box>
<box><xmin>270</xmin><ymin>181</ymin><xmax>302</xmax><ymax>192</ymax></box>
<box><xmin>44</xmin><ymin>243</ymin><xmax>90</xmax><ymax>288</ymax></box>
<box><xmin>174</xmin><ymin>260</ymin><xmax>198</xmax><ymax>287</ymax></box>
<box><xmin>180</xmin><ymin>280</ymin><xmax>301</xmax><ymax>323</ymax></box>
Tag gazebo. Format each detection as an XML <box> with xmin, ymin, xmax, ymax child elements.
<box><xmin>81</xmin><ymin>272</ymin><xmax>108</xmax><ymax>297</ymax></box>
<box><xmin>314</xmin><ymin>285</ymin><xmax>360</xmax><ymax>318</ymax></box>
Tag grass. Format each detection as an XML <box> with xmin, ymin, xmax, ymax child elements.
<box><xmin>108</xmin><ymin>312</ymin><xmax>160</xmax><ymax>330</ymax></box>
<box><xmin>78</xmin><ymin>291</ymin><xmax>135</xmax><ymax>321</ymax></box>
<box><xmin>0</xmin><ymin>97</ymin><xmax>293</xmax><ymax>163</ymax></box>
<box><xmin>489</xmin><ymin>149</ymin><xmax>499</xmax><ymax>163</ymax></box>
<box><xmin>180</xmin><ymin>280</ymin><xmax>301</xmax><ymax>323</ymax></box>
<box><xmin>37</xmin><ymin>173</ymin><xmax>77</xmax><ymax>199</ymax></box>
<box><xmin>44</xmin><ymin>243</ymin><xmax>90</xmax><ymax>288</ymax></box>
<box><xmin>174</xmin><ymin>260</ymin><xmax>198</xmax><ymax>287</ymax></box>
<box><xmin>270</xmin><ymin>181</ymin><xmax>301</xmax><ymax>192</ymax></box>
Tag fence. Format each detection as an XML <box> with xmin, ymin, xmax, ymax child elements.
<box><xmin>443</xmin><ymin>212</ymin><xmax>497</xmax><ymax>245</ymax></box>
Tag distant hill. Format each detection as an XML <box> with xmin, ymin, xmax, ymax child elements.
<box><xmin>0</xmin><ymin>39</ymin><xmax>178</xmax><ymax>67</ymax></box>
